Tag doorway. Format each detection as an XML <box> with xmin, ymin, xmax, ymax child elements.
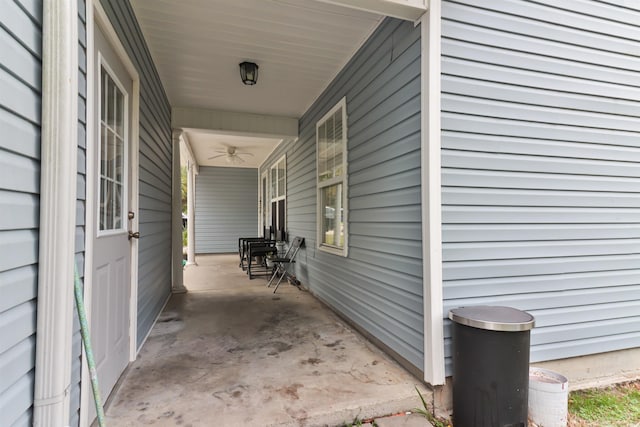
<box><xmin>89</xmin><ymin>21</ymin><xmax>137</xmax><ymax>408</ymax></box>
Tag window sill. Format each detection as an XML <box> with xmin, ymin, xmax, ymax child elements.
<box><xmin>318</xmin><ymin>244</ymin><xmax>347</xmax><ymax>257</ymax></box>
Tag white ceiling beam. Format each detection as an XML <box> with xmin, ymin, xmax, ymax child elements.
<box><xmin>311</xmin><ymin>0</ymin><xmax>427</xmax><ymax>21</ymax></box>
<box><xmin>172</xmin><ymin>107</ymin><xmax>299</xmax><ymax>139</ymax></box>
<box><xmin>181</xmin><ymin>132</ymin><xmax>199</xmax><ymax>175</ymax></box>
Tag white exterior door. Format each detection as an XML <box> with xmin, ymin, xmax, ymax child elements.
<box><xmin>91</xmin><ymin>24</ymin><xmax>133</xmax><ymax>403</ymax></box>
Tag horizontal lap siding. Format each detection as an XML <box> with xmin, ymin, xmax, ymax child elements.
<box><xmin>100</xmin><ymin>0</ymin><xmax>172</xmax><ymax>348</ymax></box>
<box><xmin>195</xmin><ymin>167</ymin><xmax>258</xmax><ymax>253</ymax></box>
<box><xmin>70</xmin><ymin>0</ymin><xmax>87</xmax><ymax>425</ymax></box>
<box><xmin>441</xmin><ymin>0</ymin><xmax>640</xmax><ymax>373</ymax></box>
<box><xmin>0</xmin><ymin>0</ymin><xmax>41</xmax><ymax>425</ymax></box>
<box><xmin>261</xmin><ymin>19</ymin><xmax>424</xmax><ymax>370</ymax></box>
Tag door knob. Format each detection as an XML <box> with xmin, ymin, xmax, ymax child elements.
<box><xmin>128</xmin><ymin>231</ymin><xmax>140</xmax><ymax>240</ymax></box>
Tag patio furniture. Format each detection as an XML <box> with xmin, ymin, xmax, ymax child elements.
<box><xmin>266</xmin><ymin>236</ymin><xmax>305</xmax><ymax>293</ymax></box>
<box><xmin>247</xmin><ymin>239</ymin><xmax>278</xmax><ymax>279</ymax></box>
<box><xmin>238</xmin><ymin>227</ymin><xmax>271</xmax><ymax>270</ymax></box>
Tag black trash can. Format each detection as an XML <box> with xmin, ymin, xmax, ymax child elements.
<box><xmin>449</xmin><ymin>306</ymin><xmax>535</xmax><ymax>427</ymax></box>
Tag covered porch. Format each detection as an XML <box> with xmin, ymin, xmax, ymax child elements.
<box><xmin>75</xmin><ymin>0</ymin><xmax>442</xmax><ymax>424</ymax></box>
<box><xmin>104</xmin><ymin>254</ymin><xmax>429</xmax><ymax>426</ymax></box>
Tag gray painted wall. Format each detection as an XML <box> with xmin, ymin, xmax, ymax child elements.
<box><xmin>70</xmin><ymin>0</ymin><xmax>87</xmax><ymax>425</ymax></box>
<box><xmin>195</xmin><ymin>167</ymin><xmax>258</xmax><ymax>253</ymax></box>
<box><xmin>441</xmin><ymin>0</ymin><xmax>640</xmax><ymax>374</ymax></box>
<box><xmin>0</xmin><ymin>0</ymin><xmax>42</xmax><ymax>424</ymax></box>
<box><xmin>261</xmin><ymin>19</ymin><xmax>424</xmax><ymax>371</ymax></box>
<box><xmin>100</xmin><ymin>0</ymin><xmax>173</xmax><ymax>349</ymax></box>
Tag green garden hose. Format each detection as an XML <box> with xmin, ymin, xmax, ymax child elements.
<box><xmin>74</xmin><ymin>267</ymin><xmax>106</xmax><ymax>426</ymax></box>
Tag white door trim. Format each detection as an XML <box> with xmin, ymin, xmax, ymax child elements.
<box><xmin>81</xmin><ymin>1</ymin><xmax>140</xmax><ymax>425</ymax></box>
<box><xmin>33</xmin><ymin>1</ymin><xmax>79</xmax><ymax>425</ymax></box>
<box><xmin>420</xmin><ymin>0</ymin><xmax>445</xmax><ymax>385</ymax></box>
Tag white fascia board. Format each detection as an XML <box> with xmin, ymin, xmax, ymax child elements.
<box><xmin>420</xmin><ymin>0</ymin><xmax>445</xmax><ymax>385</ymax></box>
<box><xmin>172</xmin><ymin>107</ymin><xmax>299</xmax><ymax>140</ymax></box>
<box><xmin>311</xmin><ymin>0</ymin><xmax>427</xmax><ymax>21</ymax></box>
<box><xmin>34</xmin><ymin>0</ymin><xmax>79</xmax><ymax>424</ymax></box>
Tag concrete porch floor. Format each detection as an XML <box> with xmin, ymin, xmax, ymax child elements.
<box><xmin>104</xmin><ymin>254</ymin><xmax>430</xmax><ymax>426</ymax></box>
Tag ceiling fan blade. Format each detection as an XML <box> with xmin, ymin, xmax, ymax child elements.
<box><xmin>208</xmin><ymin>154</ymin><xmax>226</xmax><ymax>160</ymax></box>
<box><xmin>237</xmin><ymin>152</ymin><xmax>254</xmax><ymax>157</ymax></box>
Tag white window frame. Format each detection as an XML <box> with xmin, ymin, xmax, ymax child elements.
<box><xmin>96</xmin><ymin>54</ymin><xmax>129</xmax><ymax>237</ymax></box>
<box><xmin>316</xmin><ymin>97</ymin><xmax>348</xmax><ymax>257</ymax></box>
<box><xmin>270</xmin><ymin>154</ymin><xmax>287</xmax><ymax>235</ymax></box>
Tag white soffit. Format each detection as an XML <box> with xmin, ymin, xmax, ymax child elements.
<box><xmin>130</xmin><ymin>0</ymin><xmax>383</xmax><ymax>118</ymax></box>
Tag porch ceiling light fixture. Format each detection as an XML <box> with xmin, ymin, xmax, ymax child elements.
<box><xmin>239</xmin><ymin>61</ymin><xmax>259</xmax><ymax>85</ymax></box>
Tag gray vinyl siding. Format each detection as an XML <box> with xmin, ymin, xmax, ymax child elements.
<box><xmin>100</xmin><ymin>0</ymin><xmax>173</xmax><ymax>348</ymax></box>
<box><xmin>0</xmin><ymin>0</ymin><xmax>41</xmax><ymax>425</ymax></box>
<box><xmin>261</xmin><ymin>19</ymin><xmax>424</xmax><ymax>370</ymax></box>
<box><xmin>69</xmin><ymin>0</ymin><xmax>87</xmax><ymax>425</ymax></box>
<box><xmin>195</xmin><ymin>167</ymin><xmax>258</xmax><ymax>253</ymax></box>
<box><xmin>441</xmin><ymin>0</ymin><xmax>640</xmax><ymax>374</ymax></box>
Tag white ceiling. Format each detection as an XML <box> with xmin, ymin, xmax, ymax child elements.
<box><xmin>130</xmin><ymin>0</ymin><xmax>383</xmax><ymax>167</ymax></box>
<box><xmin>184</xmin><ymin>131</ymin><xmax>282</xmax><ymax>168</ymax></box>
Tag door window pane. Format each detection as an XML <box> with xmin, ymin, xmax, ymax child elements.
<box><xmin>100</xmin><ymin>126</ymin><xmax>108</xmax><ymax>177</ymax></box>
<box><xmin>115</xmin><ymin>135</ymin><xmax>124</xmax><ymax>182</ymax></box>
<box><xmin>106</xmin><ymin>131</ymin><xmax>116</xmax><ymax>180</ymax></box>
<box><xmin>106</xmin><ymin>77</ymin><xmax>115</xmax><ymax>126</ymax></box>
<box><xmin>114</xmin><ymin>183</ymin><xmax>122</xmax><ymax>229</ymax></box>
<box><xmin>99</xmin><ymin>65</ymin><xmax>126</xmax><ymax>231</ymax></box>
<box><xmin>104</xmin><ymin>180</ymin><xmax>114</xmax><ymax>230</ymax></box>
<box><xmin>100</xmin><ymin>178</ymin><xmax>107</xmax><ymax>230</ymax></box>
<box><xmin>115</xmin><ymin>89</ymin><xmax>124</xmax><ymax>136</ymax></box>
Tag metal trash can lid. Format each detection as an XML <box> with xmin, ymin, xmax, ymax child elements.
<box><xmin>449</xmin><ymin>306</ymin><xmax>535</xmax><ymax>332</ymax></box>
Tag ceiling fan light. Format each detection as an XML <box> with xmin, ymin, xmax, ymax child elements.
<box><xmin>239</xmin><ymin>61</ymin><xmax>259</xmax><ymax>85</ymax></box>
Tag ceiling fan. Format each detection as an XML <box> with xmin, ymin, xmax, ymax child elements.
<box><xmin>207</xmin><ymin>146</ymin><xmax>254</xmax><ymax>164</ymax></box>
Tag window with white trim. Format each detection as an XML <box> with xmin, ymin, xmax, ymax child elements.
<box><xmin>98</xmin><ymin>63</ymin><xmax>128</xmax><ymax>233</ymax></box>
<box><xmin>316</xmin><ymin>98</ymin><xmax>348</xmax><ymax>256</ymax></box>
<box><xmin>270</xmin><ymin>155</ymin><xmax>286</xmax><ymax>239</ymax></box>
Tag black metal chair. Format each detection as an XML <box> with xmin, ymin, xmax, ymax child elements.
<box><xmin>246</xmin><ymin>239</ymin><xmax>278</xmax><ymax>279</ymax></box>
<box><xmin>266</xmin><ymin>236</ymin><xmax>304</xmax><ymax>293</ymax></box>
<box><xmin>238</xmin><ymin>227</ymin><xmax>271</xmax><ymax>270</ymax></box>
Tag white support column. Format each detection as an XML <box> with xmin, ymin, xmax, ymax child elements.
<box><xmin>171</xmin><ymin>130</ymin><xmax>187</xmax><ymax>293</ymax></box>
<box><xmin>34</xmin><ymin>0</ymin><xmax>79</xmax><ymax>425</ymax></box>
<box><xmin>186</xmin><ymin>160</ymin><xmax>197</xmax><ymax>265</ymax></box>
<box><xmin>421</xmin><ymin>0</ymin><xmax>445</xmax><ymax>386</ymax></box>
